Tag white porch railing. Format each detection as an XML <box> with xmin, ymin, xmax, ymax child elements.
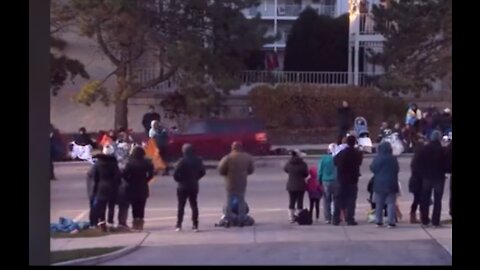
<box><xmin>240</xmin><ymin>70</ymin><xmax>382</xmax><ymax>87</ymax></box>
<box><xmin>135</xmin><ymin>69</ymin><xmax>383</xmax><ymax>92</ymax></box>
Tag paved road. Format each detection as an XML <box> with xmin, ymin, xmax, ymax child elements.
<box><xmin>50</xmin><ymin>156</ymin><xmax>452</xmax><ymax>265</ymax></box>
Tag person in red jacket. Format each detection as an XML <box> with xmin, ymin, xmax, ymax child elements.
<box><xmin>306</xmin><ymin>166</ymin><xmax>323</xmax><ymax>223</ymax></box>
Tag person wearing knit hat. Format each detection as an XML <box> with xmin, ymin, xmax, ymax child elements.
<box><xmin>417</xmin><ymin>129</ymin><xmax>447</xmax><ymax>228</ymax></box>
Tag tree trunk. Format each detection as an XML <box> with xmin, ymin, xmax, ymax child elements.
<box><xmin>114</xmin><ymin>99</ymin><xmax>128</xmax><ymax>131</ymax></box>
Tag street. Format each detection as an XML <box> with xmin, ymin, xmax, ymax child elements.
<box><xmin>50</xmin><ymin>156</ymin><xmax>452</xmax><ymax>265</ymax></box>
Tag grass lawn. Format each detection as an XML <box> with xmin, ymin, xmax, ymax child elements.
<box><xmin>51</xmin><ymin>227</ymin><xmax>134</xmax><ymax>238</ymax></box>
<box><xmin>50</xmin><ymin>247</ymin><xmax>124</xmax><ymax>264</ymax></box>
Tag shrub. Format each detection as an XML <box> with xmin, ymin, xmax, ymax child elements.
<box><xmin>248</xmin><ymin>84</ymin><xmax>407</xmax><ymax>129</ymax></box>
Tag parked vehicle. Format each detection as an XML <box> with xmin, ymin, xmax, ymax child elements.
<box><xmin>167</xmin><ymin>118</ymin><xmax>271</xmax><ymax>160</ymax></box>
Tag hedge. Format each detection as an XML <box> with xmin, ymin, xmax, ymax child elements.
<box><xmin>248</xmin><ymin>84</ymin><xmax>407</xmax><ymax>129</ymax></box>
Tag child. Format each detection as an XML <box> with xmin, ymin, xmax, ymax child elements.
<box><xmin>307</xmin><ymin>166</ymin><xmax>323</xmax><ymax>223</ymax></box>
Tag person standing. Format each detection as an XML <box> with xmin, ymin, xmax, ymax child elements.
<box><xmin>408</xmin><ymin>137</ymin><xmax>426</xmax><ymax>224</ymax></box>
<box><xmin>122</xmin><ymin>146</ymin><xmax>155</xmax><ymax>231</ymax></box>
<box><xmin>445</xmin><ymin>141</ymin><xmax>452</xmax><ymax>218</ymax></box>
<box><xmin>142</xmin><ymin>106</ymin><xmax>161</xmax><ymax>136</ymax></box>
<box><xmin>87</xmin><ymin>144</ymin><xmax>121</xmax><ymax>232</ymax></box>
<box><xmin>370</xmin><ymin>142</ymin><xmax>400</xmax><ymax>228</ymax></box>
<box><xmin>333</xmin><ymin>135</ymin><xmax>363</xmax><ymax>226</ymax></box>
<box><xmin>173</xmin><ymin>144</ymin><xmax>206</xmax><ymax>232</ymax></box>
<box><xmin>74</xmin><ymin>127</ymin><xmax>95</xmax><ymax>147</ymax></box>
<box><xmin>284</xmin><ymin>150</ymin><xmax>309</xmax><ymax>223</ymax></box>
<box><xmin>418</xmin><ymin>130</ymin><xmax>446</xmax><ymax>227</ymax></box>
<box><xmin>306</xmin><ymin>166</ymin><xmax>322</xmax><ymax>223</ymax></box>
<box><xmin>336</xmin><ymin>101</ymin><xmax>355</xmax><ymax>145</ymax></box>
<box><xmin>218</xmin><ymin>142</ymin><xmax>255</xmax><ymax>227</ymax></box>
<box><xmin>318</xmin><ymin>143</ymin><xmax>338</xmax><ymax>224</ymax></box>
<box><xmin>150</xmin><ymin>120</ymin><xmax>171</xmax><ymax>176</ymax></box>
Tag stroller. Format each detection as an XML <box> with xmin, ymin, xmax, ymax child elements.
<box><xmin>354</xmin><ymin>117</ymin><xmax>373</xmax><ymax>153</ymax></box>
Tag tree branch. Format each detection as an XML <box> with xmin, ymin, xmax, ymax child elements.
<box><xmin>95</xmin><ymin>23</ymin><xmax>121</xmax><ymax>66</ymax></box>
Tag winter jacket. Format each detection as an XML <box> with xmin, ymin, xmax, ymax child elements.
<box><xmin>307</xmin><ymin>166</ymin><xmax>322</xmax><ymax>199</ymax></box>
<box><xmin>409</xmin><ymin>142</ymin><xmax>425</xmax><ymax>194</ymax></box>
<box><xmin>173</xmin><ymin>146</ymin><xmax>206</xmax><ymax>191</ymax></box>
<box><xmin>149</xmin><ymin>127</ymin><xmax>169</xmax><ymax>147</ymax></box>
<box><xmin>74</xmin><ymin>133</ymin><xmax>95</xmax><ymax>147</ymax></box>
<box><xmin>370</xmin><ymin>142</ymin><xmax>399</xmax><ymax>194</ymax></box>
<box><xmin>122</xmin><ymin>157</ymin><xmax>155</xmax><ymax>200</ymax></box>
<box><xmin>86</xmin><ymin>154</ymin><xmax>121</xmax><ymax>201</ymax></box>
<box><xmin>417</xmin><ymin>141</ymin><xmax>446</xmax><ymax>181</ymax></box>
<box><xmin>284</xmin><ymin>156</ymin><xmax>309</xmax><ymax>192</ymax></box>
<box><xmin>334</xmin><ymin>146</ymin><xmax>363</xmax><ymax>186</ymax></box>
<box><xmin>218</xmin><ymin>150</ymin><xmax>255</xmax><ymax>194</ymax></box>
<box><xmin>317</xmin><ymin>154</ymin><xmax>337</xmax><ymax>183</ymax></box>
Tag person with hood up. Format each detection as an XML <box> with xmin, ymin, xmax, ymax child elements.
<box><xmin>284</xmin><ymin>150</ymin><xmax>309</xmax><ymax>223</ymax></box>
<box><xmin>173</xmin><ymin>144</ymin><xmax>206</xmax><ymax>232</ymax></box>
<box><xmin>122</xmin><ymin>146</ymin><xmax>155</xmax><ymax>231</ymax></box>
<box><xmin>333</xmin><ymin>135</ymin><xmax>363</xmax><ymax>226</ymax></box>
<box><xmin>370</xmin><ymin>142</ymin><xmax>400</xmax><ymax>228</ymax></box>
<box><xmin>218</xmin><ymin>141</ymin><xmax>255</xmax><ymax>227</ymax></box>
<box><xmin>318</xmin><ymin>143</ymin><xmax>338</xmax><ymax>224</ymax></box>
<box><xmin>142</xmin><ymin>106</ymin><xmax>161</xmax><ymax>136</ymax></box>
<box><xmin>87</xmin><ymin>144</ymin><xmax>121</xmax><ymax>232</ymax></box>
<box><xmin>418</xmin><ymin>130</ymin><xmax>447</xmax><ymax>227</ymax></box>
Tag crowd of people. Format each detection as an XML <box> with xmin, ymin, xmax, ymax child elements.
<box><xmin>55</xmin><ymin>104</ymin><xmax>452</xmax><ymax>232</ymax></box>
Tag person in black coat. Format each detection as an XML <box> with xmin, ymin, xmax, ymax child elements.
<box><xmin>418</xmin><ymin>130</ymin><xmax>447</xmax><ymax>227</ymax></box>
<box><xmin>336</xmin><ymin>101</ymin><xmax>355</xmax><ymax>145</ymax></box>
<box><xmin>74</xmin><ymin>127</ymin><xmax>95</xmax><ymax>147</ymax></box>
<box><xmin>408</xmin><ymin>137</ymin><xmax>426</xmax><ymax>224</ymax></box>
<box><xmin>173</xmin><ymin>144</ymin><xmax>206</xmax><ymax>232</ymax></box>
<box><xmin>122</xmin><ymin>146</ymin><xmax>155</xmax><ymax>231</ymax></box>
<box><xmin>445</xmin><ymin>141</ymin><xmax>452</xmax><ymax>218</ymax></box>
<box><xmin>87</xmin><ymin>144</ymin><xmax>121</xmax><ymax>232</ymax></box>
<box><xmin>142</xmin><ymin>106</ymin><xmax>161</xmax><ymax>136</ymax></box>
<box><xmin>333</xmin><ymin>135</ymin><xmax>363</xmax><ymax>226</ymax></box>
<box><xmin>284</xmin><ymin>150</ymin><xmax>309</xmax><ymax>223</ymax></box>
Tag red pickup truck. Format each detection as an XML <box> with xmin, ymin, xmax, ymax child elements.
<box><xmin>167</xmin><ymin>118</ymin><xmax>271</xmax><ymax>160</ymax></box>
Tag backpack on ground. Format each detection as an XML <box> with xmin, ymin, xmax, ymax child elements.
<box><xmin>295</xmin><ymin>209</ymin><xmax>313</xmax><ymax>225</ymax></box>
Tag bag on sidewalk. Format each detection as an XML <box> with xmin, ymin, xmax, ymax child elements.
<box><xmin>295</xmin><ymin>209</ymin><xmax>313</xmax><ymax>225</ymax></box>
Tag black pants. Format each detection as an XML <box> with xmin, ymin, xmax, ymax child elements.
<box><xmin>288</xmin><ymin>191</ymin><xmax>305</xmax><ymax>210</ymax></box>
<box><xmin>176</xmin><ymin>189</ymin><xmax>199</xmax><ymax>227</ymax></box>
<box><xmin>50</xmin><ymin>159</ymin><xmax>55</xmax><ymax>180</ymax></box>
<box><xmin>420</xmin><ymin>179</ymin><xmax>445</xmax><ymax>226</ymax></box>
<box><xmin>89</xmin><ymin>197</ymin><xmax>96</xmax><ymax>226</ymax></box>
<box><xmin>94</xmin><ymin>199</ymin><xmax>108</xmax><ymax>223</ymax></box>
<box><xmin>449</xmin><ymin>175</ymin><xmax>452</xmax><ymax>218</ymax></box>
<box><xmin>131</xmin><ymin>199</ymin><xmax>147</xmax><ymax>219</ymax></box>
<box><xmin>410</xmin><ymin>191</ymin><xmax>421</xmax><ymax>214</ymax></box>
<box><xmin>309</xmin><ymin>198</ymin><xmax>320</xmax><ymax>219</ymax></box>
<box><xmin>333</xmin><ymin>184</ymin><xmax>358</xmax><ymax>224</ymax></box>
<box><xmin>337</xmin><ymin>127</ymin><xmax>349</xmax><ymax>145</ymax></box>
<box><xmin>106</xmin><ymin>199</ymin><xmax>129</xmax><ymax>225</ymax></box>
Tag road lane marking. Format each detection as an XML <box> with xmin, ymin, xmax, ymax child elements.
<box><xmin>73</xmin><ymin>209</ymin><xmax>89</xmax><ymax>222</ymax></box>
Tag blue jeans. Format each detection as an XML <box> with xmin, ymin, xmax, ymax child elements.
<box><xmin>373</xmin><ymin>192</ymin><xmax>396</xmax><ymax>225</ymax></box>
<box><xmin>225</xmin><ymin>192</ymin><xmax>247</xmax><ymax>223</ymax></box>
<box><xmin>323</xmin><ymin>181</ymin><xmax>336</xmax><ymax>221</ymax></box>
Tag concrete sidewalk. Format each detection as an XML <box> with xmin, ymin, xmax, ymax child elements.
<box><xmin>102</xmin><ymin>223</ymin><xmax>451</xmax><ymax>265</ymax></box>
<box><xmin>51</xmin><ymin>232</ymin><xmax>149</xmax><ymax>252</ymax></box>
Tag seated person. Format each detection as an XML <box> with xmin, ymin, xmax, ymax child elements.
<box><xmin>74</xmin><ymin>127</ymin><xmax>95</xmax><ymax>147</ymax></box>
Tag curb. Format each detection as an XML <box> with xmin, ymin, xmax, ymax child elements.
<box><xmin>55</xmin><ymin>153</ymin><xmax>414</xmax><ymax>166</ymax></box>
<box><xmin>52</xmin><ymin>232</ymin><xmax>150</xmax><ymax>266</ymax></box>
